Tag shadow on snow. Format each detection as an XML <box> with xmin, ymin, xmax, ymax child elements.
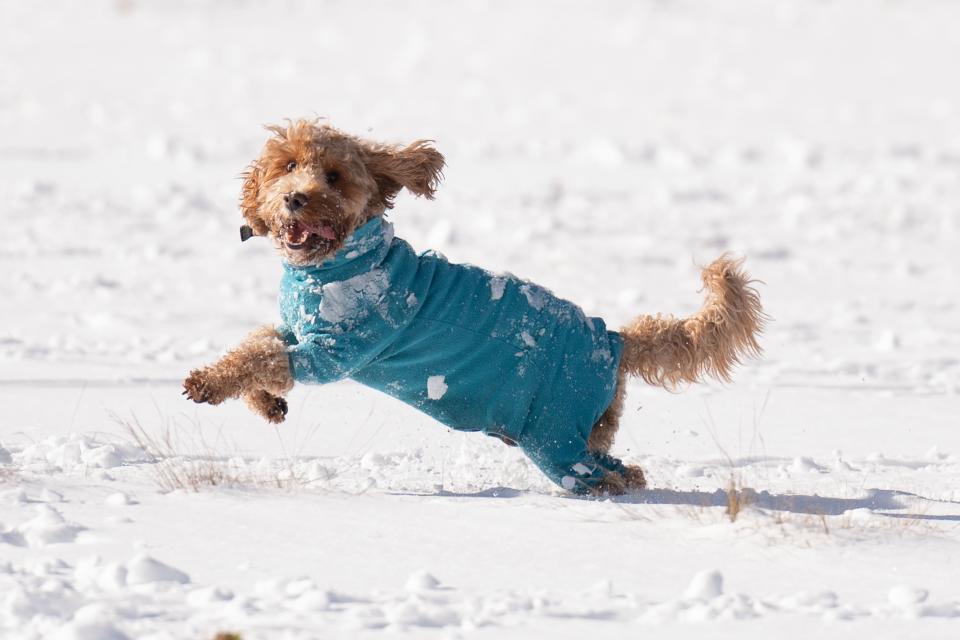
<box><xmin>394</xmin><ymin>486</ymin><xmax>960</xmax><ymax>522</ymax></box>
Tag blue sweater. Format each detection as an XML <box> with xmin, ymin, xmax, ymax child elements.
<box><xmin>278</xmin><ymin>217</ymin><xmax>626</xmax><ymax>493</ymax></box>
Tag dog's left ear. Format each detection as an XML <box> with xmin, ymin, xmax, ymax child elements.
<box><xmin>361</xmin><ymin>140</ymin><xmax>445</xmax><ymax>210</ymax></box>
<box><xmin>239</xmin><ymin>162</ymin><xmax>269</xmax><ymax>237</ymax></box>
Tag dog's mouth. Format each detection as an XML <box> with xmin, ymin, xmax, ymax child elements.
<box><xmin>282</xmin><ymin>220</ymin><xmax>339</xmax><ymax>250</ymax></box>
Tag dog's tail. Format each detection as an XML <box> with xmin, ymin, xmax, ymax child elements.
<box><xmin>618</xmin><ymin>254</ymin><xmax>765</xmax><ymax>389</ymax></box>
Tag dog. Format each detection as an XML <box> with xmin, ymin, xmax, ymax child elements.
<box><xmin>183</xmin><ymin>119</ymin><xmax>764</xmax><ymax>495</ymax></box>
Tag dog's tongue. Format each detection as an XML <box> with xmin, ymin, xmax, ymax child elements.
<box><xmin>286</xmin><ymin>221</ymin><xmax>337</xmax><ymax>244</ymax></box>
<box><xmin>310</xmin><ymin>224</ymin><xmax>337</xmax><ymax>241</ymax></box>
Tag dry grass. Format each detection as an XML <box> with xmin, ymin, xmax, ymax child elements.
<box><xmin>767</xmin><ymin>509</ymin><xmax>831</xmax><ymax>535</ymax></box>
<box><xmin>114</xmin><ymin>412</ymin><xmax>303</xmax><ymax>493</ymax></box>
<box><xmin>725</xmin><ymin>475</ymin><xmax>752</xmax><ymax>523</ymax></box>
<box><xmin>714</xmin><ymin>484</ymin><xmax>935</xmax><ymax>543</ymax></box>
<box><xmin>665</xmin><ymin>496</ymin><xmax>937</xmax><ymax>548</ymax></box>
<box><xmin>645</xmin><ymin>470</ymin><xmax>939</xmax><ymax>545</ymax></box>
<box><xmin>213</xmin><ymin>633</ymin><xmax>243</xmax><ymax>640</ymax></box>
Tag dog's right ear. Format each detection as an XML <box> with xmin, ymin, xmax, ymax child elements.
<box><xmin>239</xmin><ymin>162</ymin><xmax>269</xmax><ymax>238</ymax></box>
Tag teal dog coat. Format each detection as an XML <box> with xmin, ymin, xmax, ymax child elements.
<box><xmin>278</xmin><ymin>217</ymin><xmax>626</xmax><ymax>493</ymax></box>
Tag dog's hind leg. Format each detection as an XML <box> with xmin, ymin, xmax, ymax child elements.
<box><xmin>619</xmin><ymin>255</ymin><xmax>764</xmax><ymax>389</ymax></box>
<box><xmin>587</xmin><ymin>369</ymin><xmax>625</xmax><ymax>454</ymax></box>
<box><xmin>587</xmin><ymin>359</ymin><xmax>647</xmax><ymax>493</ymax></box>
<box><xmin>592</xmin><ymin>463</ymin><xmax>646</xmax><ymax>495</ymax></box>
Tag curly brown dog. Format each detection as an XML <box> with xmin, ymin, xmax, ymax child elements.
<box><xmin>183</xmin><ymin>119</ymin><xmax>764</xmax><ymax>495</ymax></box>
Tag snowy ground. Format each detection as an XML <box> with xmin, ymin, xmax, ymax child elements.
<box><xmin>2</xmin><ymin>0</ymin><xmax>960</xmax><ymax>638</ymax></box>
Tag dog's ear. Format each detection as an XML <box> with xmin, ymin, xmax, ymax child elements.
<box><xmin>361</xmin><ymin>140</ymin><xmax>445</xmax><ymax>210</ymax></box>
<box><xmin>239</xmin><ymin>162</ymin><xmax>269</xmax><ymax>236</ymax></box>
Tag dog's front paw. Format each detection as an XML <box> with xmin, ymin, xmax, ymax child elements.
<box><xmin>263</xmin><ymin>395</ymin><xmax>288</xmax><ymax>424</ymax></box>
<box><xmin>182</xmin><ymin>369</ymin><xmax>228</xmax><ymax>405</ymax></box>
<box><xmin>242</xmin><ymin>389</ymin><xmax>289</xmax><ymax>424</ymax></box>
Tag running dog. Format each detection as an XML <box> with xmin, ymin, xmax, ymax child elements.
<box><xmin>183</xmin><ymin>119</ymin><xmax>764</xmax><ymax>495</ymax></box>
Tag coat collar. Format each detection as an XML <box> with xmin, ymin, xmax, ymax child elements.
<box><xmin>283</xmin><ymin>217</ymin><xmax>394</xmax><ymax>283</ymax></box>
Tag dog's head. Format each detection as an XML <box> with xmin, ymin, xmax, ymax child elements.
<box><xmin>239</xmin><ymin>119</ymin><xmax>444</xmax><ymax>265</ymax></box>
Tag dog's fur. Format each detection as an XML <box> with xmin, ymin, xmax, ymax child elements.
<box><xmin>183</xmin><ymin>119</ymin><xmax>764</xmax><ymax>495</ymax></box>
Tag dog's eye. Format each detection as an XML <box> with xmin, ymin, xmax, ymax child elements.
<box><xmin>325</xmin><ymin>171</ymin><xmax>340</xmax><ymax>185</ymax></box>
<box><xmin>285</xmin><ymin>161</ymin><xmax>296</xmax><ymax>173</ymax></box>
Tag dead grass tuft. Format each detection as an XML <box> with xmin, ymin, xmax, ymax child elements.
<box><xmin>114</xmin><ymin>412</ymin><xmax>303</xmax><ymax>493</ymax></box>
<box><xmin>770</xmin><ymin>507</ymin><xmax>936</xmax><ymax>539</ymax></box>
<box><xmin>725</xmin><ymin>475</ymin><xmax>752</xmax><ymax>522</ymax></box>
<box><xmin>213</xmin><ymin>633</ymin><xmax>243</xmax><ymax>640</ymax></box>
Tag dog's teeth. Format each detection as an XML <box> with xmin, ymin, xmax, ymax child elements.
<box><xmin>285</xmin><ymin>227</ymin><xmax>309</xmax><ymax>244</ymax></box>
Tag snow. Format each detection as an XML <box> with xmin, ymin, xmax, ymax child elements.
<box><xmin>684</xmin><ymin>570</ymin><xmax>724</xmax><ymax>600</ymax></box>
<box><xmin>317</xmin><ymin>269</ymin><xmax>390</xmax><ymax>324</ymax></box>
<box><xmin>126</xmin><ymin>554</ymin><xmax>191</xmax><ymax>585</ymax></box>
<box><xmin>404</xmin><ymin>570</ymin><xmax>442</xmax><ymax>593</ymax></box>
<box><xmin>2</xmin><ymin>0</ymin><xmax>960</xmax><ymax>638</ymax></box>
<box><xmin>571</xmin><ymin>463</ymin><xmax>591</xmax><ymax>476</ymax></box>
<box><xmin>426</xmin><ymin>375</ymin><xmax>448</xmax><ymax>401</ymax></box>
<box><xmin>888</xmin><ymin>586</ymin><xmax>929</xmax><ymax>607</ymax></box>
<box><xmin>519</xmin><ymin>284</ymin><xmax>547</xmax><ymax>311</ymax></box>
<box><xmin>104</xmin><ymin>492</ymin><xmax>135</xmax><ymax>506</ymax></box>
<box><xmin>489</xmin><ymin>276</ymin><xmax>507</xmax><ymax>301</ymax></box>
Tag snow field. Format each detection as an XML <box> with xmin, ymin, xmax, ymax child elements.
<box><xmin>3</xmin><ymin>0</ymin><xmax>960</xmax><ymax>637</ymax></box>
<box><xmin>3</xmin><ymin>425</ymin><xmax>960</xmax><ymax>637</ymax></box>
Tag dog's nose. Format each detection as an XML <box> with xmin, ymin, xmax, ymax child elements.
<box><xmin>284</xmin><ymin>191</ymin><xmax>308</xmax><ymax>212</ymax></box>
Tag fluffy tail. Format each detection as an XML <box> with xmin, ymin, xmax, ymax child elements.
<box><xmin>619</xmin><ymin>255</ymin><xmax>765</xmax><ymax>389</ymax></box>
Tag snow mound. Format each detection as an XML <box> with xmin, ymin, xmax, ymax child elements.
<box><xmin>14</xmin><ymin>435</ymin><xmax>148</xmax><ymax>473</ymax></box>
<box><xmin>75</xmin><ymin>557</ymin><xmax>129</xmax><ymax>591</ymax></box>
<box><xmin>126</xmin><ymin>555</ymin><xmax>190</xmax><ymax>585</ymax></box>
<box><xmin>888</xmin><ymin>586</ymin><xmax>929</xmax><ymax>607</ymax></box>
<box><xmin>405</xmin><ymin>570</ymin><xmax>441</xmax><ymax>593</ymax></box>
<box><xmin>54</xmin><ymin>605</ymin><xmax>131</xmax><ymax>640</ymax></box>
<box><xmin>684</xmin><ymin>570</ymin><xmax>724</xmax><ymax>600</ymax></box>
<box><xmin>104</xmin><ymin>492</ymin><xmax>136</xmax><ymax>506</ymax></box>
<box><xmin>53</xmin><ymin>620</ymin><xmax>129</xmax><ymax>640</ymax></box>
<box><xmin>8</xmin><ymin>505</ymin><xmax>84</xmax><ymax>548</ymax></box>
